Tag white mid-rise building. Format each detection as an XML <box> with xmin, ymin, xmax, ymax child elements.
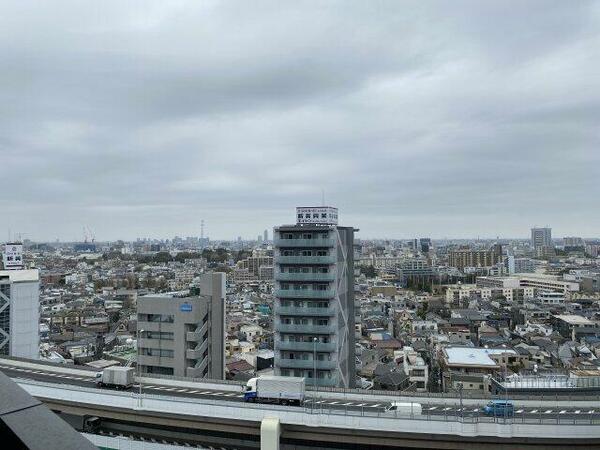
<box><xmin>0</xmin><ymin>269</ymin><xmax>40</xmax><ymax>359</ymax></box>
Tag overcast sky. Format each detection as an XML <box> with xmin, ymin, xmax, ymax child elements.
<box><xmin>1</xmin><ymin>1</ymin><xmax>599</xmax><ymax>242</ymax></box>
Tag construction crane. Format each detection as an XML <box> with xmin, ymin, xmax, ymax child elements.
<box><xmin>83</xmin><ymin>226</ymin><xmax>96</xmax><ymax>243</ymax></box>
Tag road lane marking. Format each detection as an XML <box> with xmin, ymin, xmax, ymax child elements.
<box><xmin>371</xmin><ymin>404</ymin><xmax>381</xmax><ymax>408</ymax></box>
<box><xmin>559</xmin><ymin>410</ymin><xmax>566</xmax><ymax>414</ymax></box>
<box><xmin>516</xmin><ymin>409</ymin><xmax>523</xmax><ymax>413</ymax></box>
<box><xmin>175</xmin><ymin>389</ymin><xmax>188</xmax><ymax>392</ymax></box>
<box><xmin>328</xmin><ymin>401</ymin><xmax>339</xmax><ymax>405</ymax></box>
<box><xmin>187</xmin><ymin>390</ymin><xmax>199</xmax><ymax>393</ymax></box>
<box><xmin>575</xmin><ymin>410</ymin><xmax>581</xmax><ymax>414</ymax></box>
<box><xmin>355</xmin><ymin>403</ymin><xmax>366</xmax><ymax>407</ymax></box>
<box><xmin>544</xmin><ymin>410</ymin><xmax>553</xmax><ymax>414</ymax></box>
<box><xmin>588</xmin><ymin>410</ymin><xmax>595</xmax><ymax>414</ymax></box>
<box><xmin>223</xmin><ymin>393</ymin><xmax>236</xmax><ymax>397</ymax></box>
<box><xmin>443</xmin><ymin>407</ymin><xmax>452</xmax><ymax>411</ymax></box>
<box><xmin>427</xmin><ymin>406</ymin><xmax>437</xmax><ymax>410</ymax></box>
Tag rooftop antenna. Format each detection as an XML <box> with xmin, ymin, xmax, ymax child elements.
<box><xmin>321</xmin><ymin>189</ymin><xmax>325</xmax><ymax>206</ymax></box>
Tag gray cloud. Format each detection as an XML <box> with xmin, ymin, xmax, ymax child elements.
<box><xmin>1</xmin><ymin>1</ymin><xmax>598</xmax><ymax>241</ymax></box>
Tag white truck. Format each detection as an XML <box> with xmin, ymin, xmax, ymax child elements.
<box><xmin>244</xmin><ymin>376</ymin><xmax>305</xmax><ymax>405</ymax></box>
<box><xmin>94</xmin><ymin>366</ymin><xmax>135</xmax><ymax>389</ymax></box>
<box><xmin>384</xmin><ymin>402</ymin><xmax>422</xmax><ymax>416</ymax></box>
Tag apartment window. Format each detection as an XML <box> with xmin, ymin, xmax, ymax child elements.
<box><xmin>141</xmin><ymin>348</ymin><xmax>174</xmax><ymax>358</ymax></box>
<box><xmin>145</xmin><ymin>331</ymin><xmax>174</xmax><ymax>340</ymax></box>
<box><xmin>146</xmin><ymin>314</ymin><xmax>174</xmax><ymax>323</ymax></box>
<box><xmin>145</xmin><ymin>366</ymin><xmax>174</xmax><ymax>376</ymax></box>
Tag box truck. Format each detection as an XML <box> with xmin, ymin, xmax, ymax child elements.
<box><xmin>244</xmin><ymin>376</ymin><xmax>305</xmax><ymax>405</ymax></box>
<box><xmin>94</xmin><ymin>366</ymin><xmax>135</xmax><ymax>389</ymax></box>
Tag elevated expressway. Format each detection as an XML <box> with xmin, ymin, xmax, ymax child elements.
<box><xmin>2</xmin><ymin>357</ymin><xmax>600</xmax><ymax>449</ymax></box>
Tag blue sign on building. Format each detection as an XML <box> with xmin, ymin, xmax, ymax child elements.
<box><xmin>180</xmin><ymin>303</ymin><xmax>192</xmax><ymax>312</ymax></box>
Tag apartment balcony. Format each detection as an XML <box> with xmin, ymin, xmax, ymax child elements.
<box><xmin>276</xmin><ymin>341</ymin><xmax>336</xmax><ymax>352</ymax></box>
<box><xmin>186</xmin><ymin>348</ymin><xmax>203</xmax><ymax>359</ymax></box>
<box><xmin>275</xmin><ymin>323</ymin><xmax>336</xmax><ymax>334</ymax></box>
<box><xmin>186</xmin><ymin>340</ymin><xmax>208</xmax><ymax>360</ymax></box>
<box><xmin>275</xmin><ymin>272</ymin><xmax>335</xmax><ymax>282</ymax></box>
<box><xmin>275</xmin><ymin>289</ymin><xmax>335</xmax><ymax>299</ymax></box>
<box><xmin>276</xmin><ymin>255</ymin><xmax>336</xmax><ymax>265</ymax></box>
<box><xmin>186</xmin><ymin>355</ymin><xmax>209</xmax><ymax>378</ymax></box>
<box><xmin>186</xmin><ymin>321</ymin><xmax>208</xmax><ymax>342</ymax></box>
<box><xmin>274</xmin><ymin>238</ymin><xmax>335</xmax><ymax>248</ymax></box>
<box><xmin>277</xmin><ymin>306</ymin><xmax>336</xmax><ymax>316</ymax></box>
<box><xmin>277</xmin><ymin>358</ymin><xmax>336</xmax><ymax>370</ymax></box>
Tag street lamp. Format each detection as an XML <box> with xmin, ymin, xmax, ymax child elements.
<box><xmin>313</xmin><ymin>337</ymin><xmax>318</xmax><ymax>393</ymax></box>
<box><xmin>138</xmin><ymin>329</ymin><xmax>145</xmax><ymax>404</ymax></box>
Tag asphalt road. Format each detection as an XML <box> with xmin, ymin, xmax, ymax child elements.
<box><xmin>3</xmin><ymin>363</ymin><xmax>600</xmax><ymax>421</ymax></box>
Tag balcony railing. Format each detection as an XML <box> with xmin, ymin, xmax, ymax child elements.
<box><xmin>276</xmin><ymin>341</ymin><xmax>336</xmax><ymax>352</ymax></box>
<box><xmin>275</xmin><ymin>289</ymin><xmax>335</xmax><ymax>299</ymax></box>
<box><xmin>274</xmin><ymin>238</ymin><xmax>335</xmax><ymax>248</ymax></box>
<box><xmin>275</xmin><ymin>255</ymin><xmax>336</xmax><ymax>265</ymax></box>
<box><xmin>275</xmin><ymin>272</ymin><xmax>335</xmax><ymax>282</ymax></box>
<box><xmin>277</xmin><ymin>358</ymin><xmax>336</xmax><ymax>370</ymax></box>
<box><xmin>186</xmin><ymin>348</ymin><xmax>203</xmax><ymax>359</ymax></box>
<box><xmin>275</xmin><ymin>323</ymin><xmax>336</xmax><ymax>334</ymax></box>
<box><xmin>186</xmin><ymin>354</ymin><xmax>209</xmax><ymax>378</ymax></box>
<box><xmin>186</xmin><ymin>322</ymin><xmax>208</xmax><ymax>342</ymax></box>
<box><xmin>277</xmin><ymin>306</ymin><xmax>336</xmax><ymax>316</ymax></box>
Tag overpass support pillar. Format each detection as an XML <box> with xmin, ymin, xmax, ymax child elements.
<box><xmin>261</xmin><ymin>416</ymin><xmax>281</xmax><ymax>450</ymax></box>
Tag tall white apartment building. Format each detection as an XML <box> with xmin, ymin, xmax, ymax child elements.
<box><xmin>273</xmin><ymin>207</ymin><xmax>356</xmax><ymax>388</ymax></box>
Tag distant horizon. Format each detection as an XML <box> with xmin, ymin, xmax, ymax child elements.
<box><xmin>14</xmin><ymin>234</ymin><xmax>600</xmax><ymax>245</ymax></box>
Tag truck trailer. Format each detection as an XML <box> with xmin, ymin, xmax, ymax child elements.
<box><xmin>244</xmin><ymin>376</ymin><xmax>305</xmax><ymax>405</ymax></box>
<box><xmin>94</xmin><ymin>366</ymin><xmax>135</xmax><ymax>389</ymax></box>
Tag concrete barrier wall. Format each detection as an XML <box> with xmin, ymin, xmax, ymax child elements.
<box><xmin>18</xmin><ymin>379</ymin><xmax>600</xmax><ymax>440</ymax></box>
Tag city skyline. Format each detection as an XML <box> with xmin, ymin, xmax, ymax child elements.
<box><xmin>2</xmin><ymin>2</ymin><xmax>599</xmax><ymax>241</ymax></box>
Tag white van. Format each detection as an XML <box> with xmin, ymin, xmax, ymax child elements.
<box><xmin>384</xmin><ymin>402</ymin><xmax>422</xmax><ymax>416</ymax></box>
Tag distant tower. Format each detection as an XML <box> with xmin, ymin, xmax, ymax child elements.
<box><xmin>263</xmin><ymin>229</ymin><xmax>268</xmax><ymax>242</ymax></box>
<box><xmin>531</xmin><ymin>227</ymin><xmax>553</xmax><ymax>256</ymax></box>
<box><xmin>201</xmin><ymin>220</ymin><xmax>205</xmax><ymax>239</ymax></box>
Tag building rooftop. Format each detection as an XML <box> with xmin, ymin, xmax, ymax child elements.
<box><xmin>554</xmin><ymin>314</ymin><xmax>595</xmax><ymax>325</ymax></box>
<box><xmin>445</xmin><ymin>347</ymin><xmax>516</xmax><ymax>367</ymax></box>
<box><xmin>0</xmin><ymin>269</ymin><xmax>40</xmax><ymax>282</ymax></box>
